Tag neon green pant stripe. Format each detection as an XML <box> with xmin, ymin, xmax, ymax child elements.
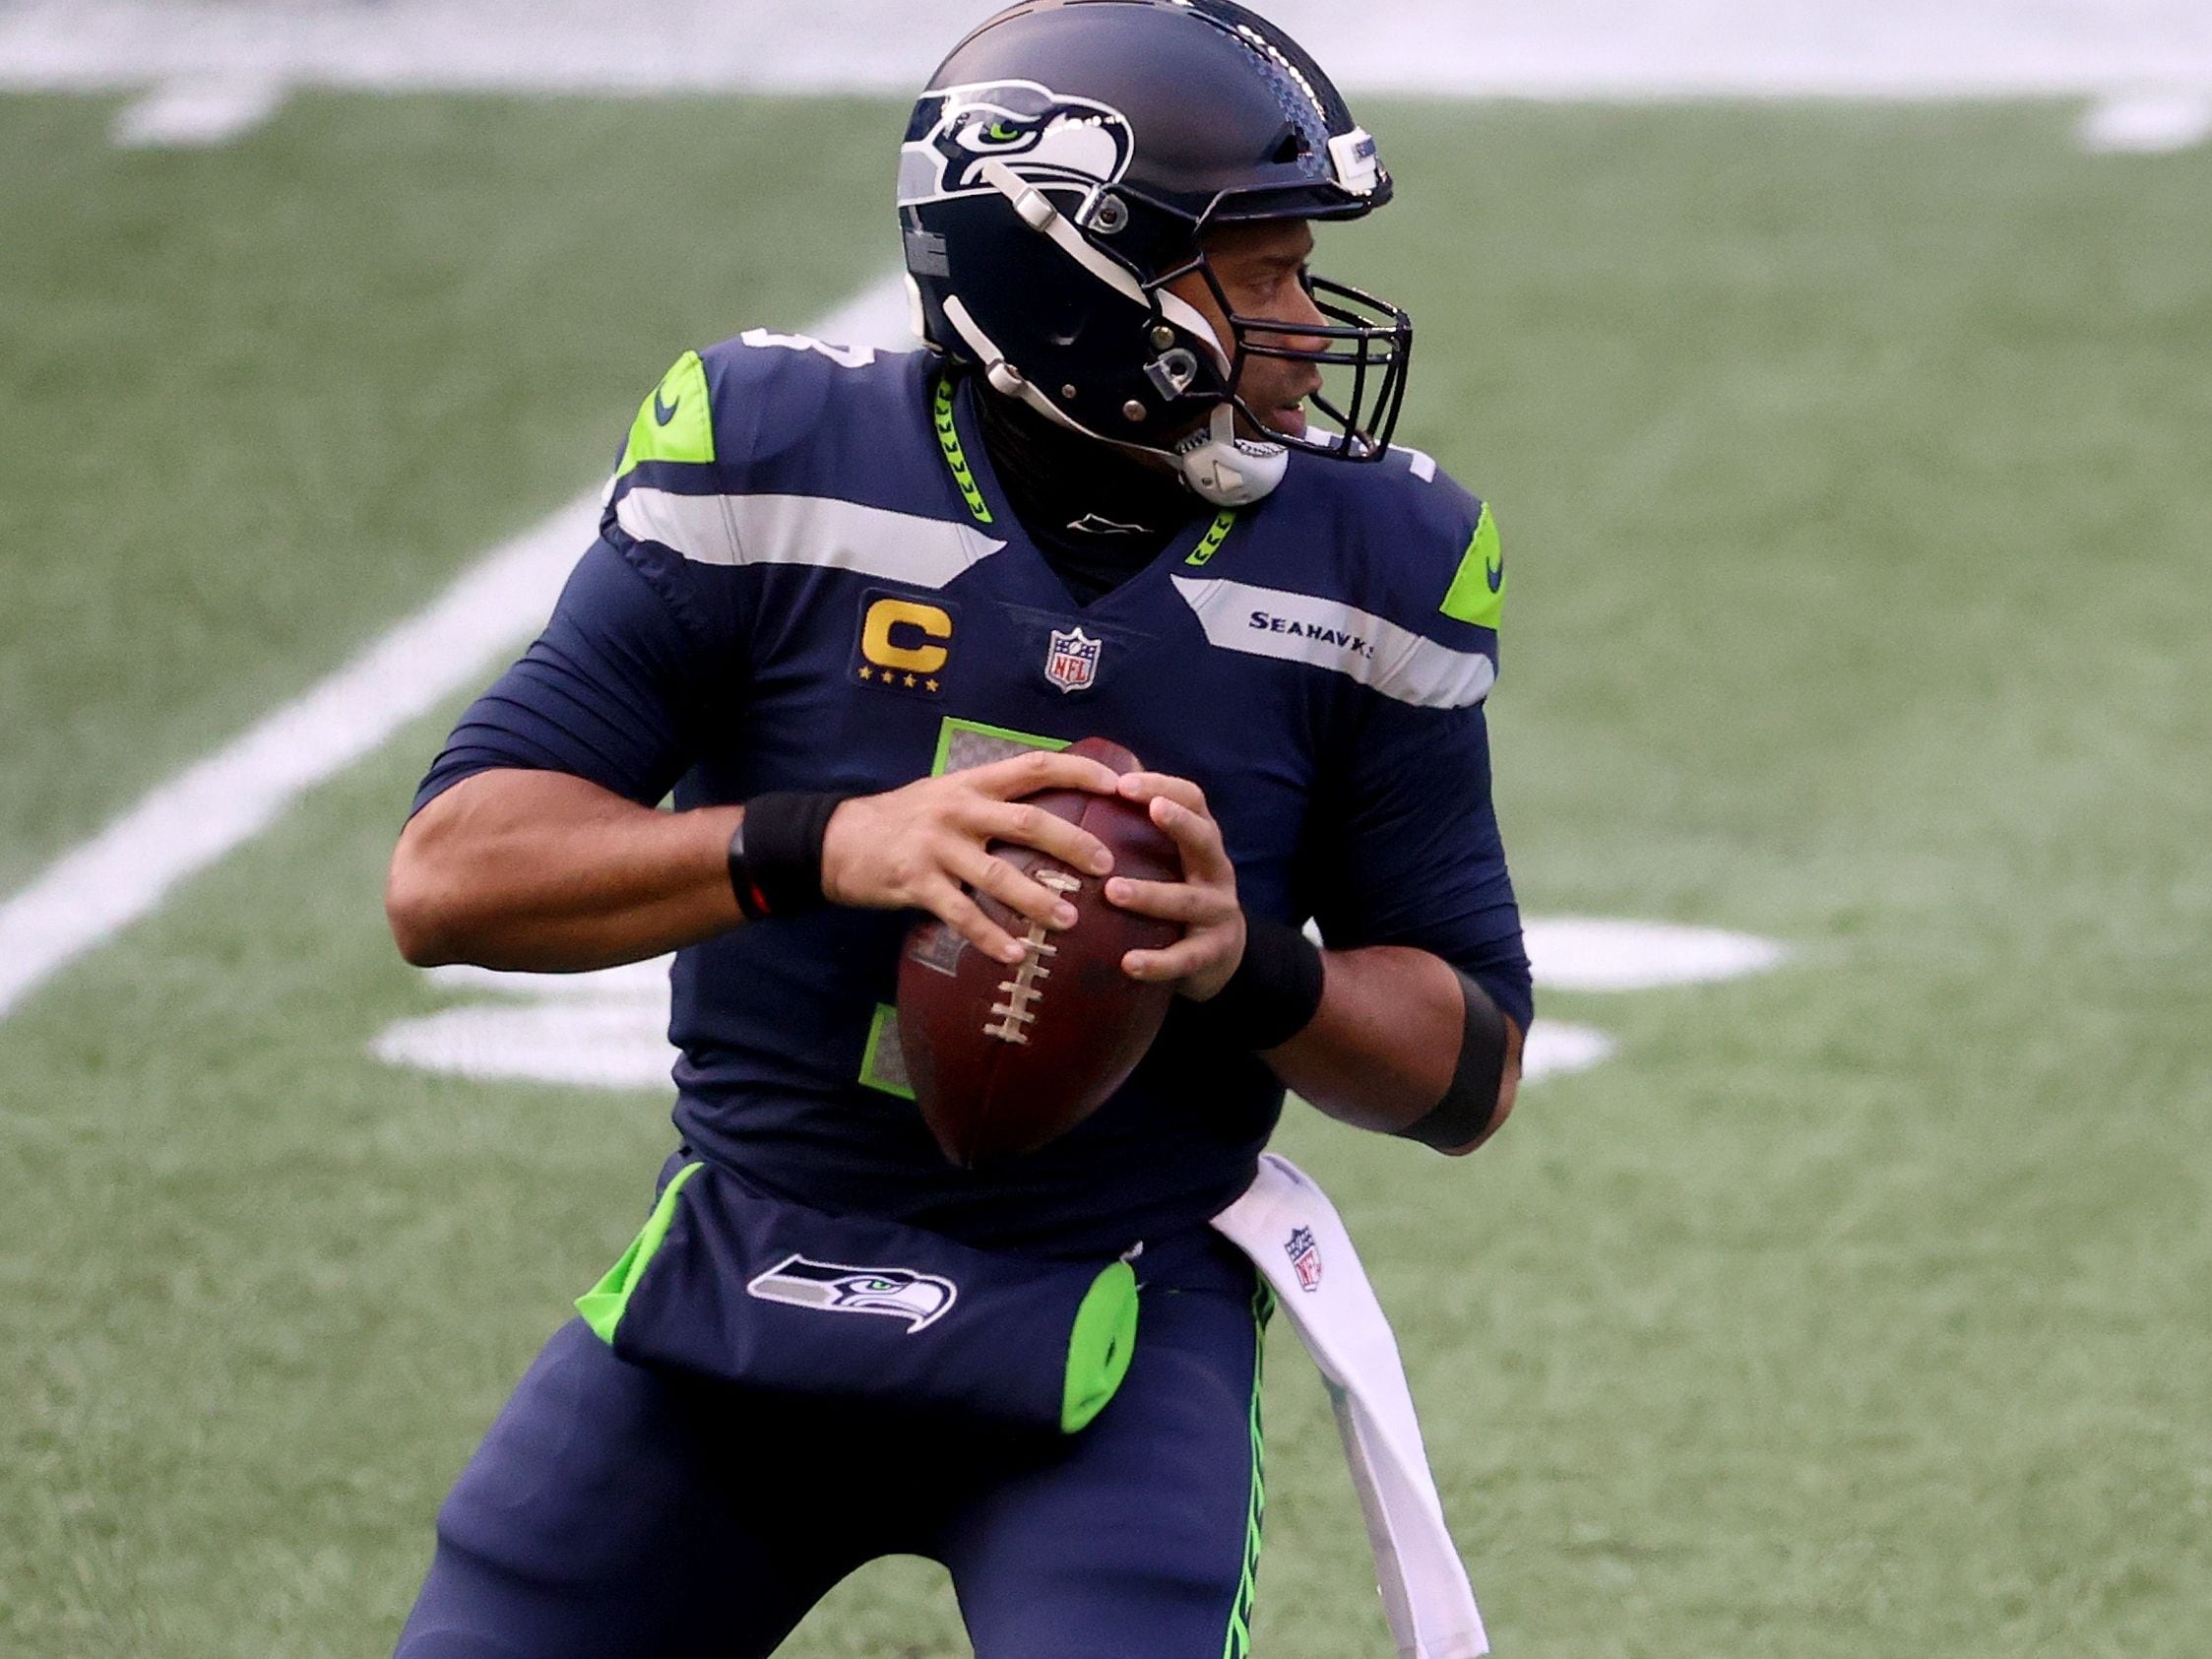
<box><xmin>1222</xmin><ymin>1281</ymin><xmax>1273</xmax><ymax>1659</ymax></box>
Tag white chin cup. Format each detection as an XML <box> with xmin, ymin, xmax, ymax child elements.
<box><xmin>1174</xmin><ymin>406</ymin><xmax>1289</xmax><ymax>507</ymax></box>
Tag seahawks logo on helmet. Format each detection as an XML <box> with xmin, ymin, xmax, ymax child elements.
<box><xmin>745</xmin><ymin>1253</ymin><xmax>958</xmax><ymax>1333</ymax></box>
<box><xmin>898</xmin><ymin>80</ymin><xmax>1135</xmax><ymax>205</ymax></box>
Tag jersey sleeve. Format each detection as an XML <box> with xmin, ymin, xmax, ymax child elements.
<box><xmin>1304</xmin><ymin>696</ymin><xmax>1532</xmax><ymax>1032</ymax></box>
<box><xmin>411</xmin><ymin>533</ymin><xmax>728</xmax><ymax>816</ymax></box>
<box><xmin>1300</xmin><ymin>469</ymin><xmax>1530</xmax><ymax>1029</ymax></box>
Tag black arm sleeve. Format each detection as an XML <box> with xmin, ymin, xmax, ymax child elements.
<box><xmin>1395</xmin><ymin>969</ymin><xmax>1512</xmax><ymax>1150</ymax></box>
<box><xmin>411</xmin><ymin>537</ymin><xmax>721</xmax><ymax>816</ymax></box>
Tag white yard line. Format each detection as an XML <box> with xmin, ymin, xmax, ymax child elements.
<box><xmin>110</xmin><ymin>75</ymin><xmax>285</xmax><ymax>147</ymax></box>
<box><xmin>0</xmin><ymin>276</ymin><xmax>914</xmax><ymax>1023</ymax></box>
<box><xmin>2077</xmin><ymin>91</ymin><xmax>2212</xmax><ymax>152</ymax></box>
<box><xmin>3</xmin><ymin>0</ymin><xmax>2207</xmax><ymax>101</ymax></box>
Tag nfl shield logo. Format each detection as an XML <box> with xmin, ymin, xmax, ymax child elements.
<box><xmin>1044</xmin><ymin>626</ymin><xmax>1101</xmax><ymax>694</ymax></box>
<box><xmin>1286</xmin><ymin>1226</ymin><xmax>1323</xmax><ymax>1292</ymax></box>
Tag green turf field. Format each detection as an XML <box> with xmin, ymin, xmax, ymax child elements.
<box><xmin>3</xmin><ymin>91</ymin><xmax>2209</xmax><ymax>1656</ymax></box>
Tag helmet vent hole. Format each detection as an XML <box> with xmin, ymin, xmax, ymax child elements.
<box><xmin>1269</xmin><ymin>128</ymin><xmax>1306</xmax><ymax>164</ymax></box>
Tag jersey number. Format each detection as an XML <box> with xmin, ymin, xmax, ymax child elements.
<box><xmin>739</xmin><ymin>327</ymin><xmax>877</xmax><ymax>369</ymax></box>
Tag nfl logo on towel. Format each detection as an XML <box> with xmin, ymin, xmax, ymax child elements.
<box><xmin>1043</xmin><ymin>626</ymin><xmax>1101</xmax><ymax>694</ymax></box>
<box><xmin>1286</xmin><ymin>1225</ymin><xmax>1323</xmax><ymax>1292</ymax></box>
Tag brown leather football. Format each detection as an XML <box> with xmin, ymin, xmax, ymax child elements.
<box><xmin>897</xmin><ymin>736</ymin><xmax>1183</xmax><ymax>1167</ymax></box>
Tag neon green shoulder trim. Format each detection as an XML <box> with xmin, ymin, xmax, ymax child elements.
<box><xmin>575</xmin><ymin>1161</ymin><xmax>706</xmax><ymax>1344</ymax></box>
<box><xmin>615</xmin><ymin>351</ymin><xmax>716</xmax><ymax>479</ymax></box>
<box><xmin>1438</xmin><ymin>500</ymin><xmax>1505</xmax><ymax>630</ymax></box>
<box><xmin>1061</xmin><ymin>1260</ymin><xmax>1140</xmax><ymax>1433</ymax></box>
<box><xmin>1184</xmin><ymin>509</ymin><xmax>1238</xmax><ymax>568</ymax></box>
<box><xmin>934</xmin><ymin>377</ymin><xmax>994</xmax><ymax>525</ymax></box>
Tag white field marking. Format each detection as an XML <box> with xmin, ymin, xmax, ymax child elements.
<box><xmin>0</xmin><ymin>275</ymin><xmax>915</xmax><ymax>1025</ymax></box>
<box><xmin>423</xmin><ymin>959</ymin><xmax>670</xmax><ymax>1000</ymax></box>
<box><xmin>1521</xmin><ymin>1022</ymin><xmax>1615</xmax><ymax>1084</ymax></box>
<box><xmin>372</xmin><ymin>998</ymin><xmax>679</xmax><ymax>1092</ymax></box>
<box><xmin>1522</xmin><ymin>917</ymin><xmax>1787</xmax><ymax>991</ymax></box>
<box><xmin>2077</xmin><ymin>91</ymin><xmax>2212</xmax><ymax>152</ymax></box>
<box><xmin>368</xmin><ymin>917</ymin><xmax>1784</xmax><ymax>1093</ymax></box>
<box><xmin>110</xmin><ymin>76</ymin><xmax>285</xmax><ymax>147</ymax></box>
<box><xmin>3</xmin><ymin>0</ymin><xmax>2208</xmax><ymax>100</ymax></box>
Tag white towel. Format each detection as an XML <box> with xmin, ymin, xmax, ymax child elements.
<box><xmin>1212</xmin><ymin>1152</ymin><xmax>1489</xmax><ymax>1659</ymax></box>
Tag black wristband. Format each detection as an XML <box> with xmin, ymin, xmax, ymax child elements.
<box><xmin>1202</xmin><ymin>917</ymin><xmax>1326</xmax><ymax>1051</ymax></box>
<box><xmin>1397</xmin><ymin>971</ymin><xmax>1510</xmax><ymax>1151</ymax></box>
<box><xmin>727</xmin><ymin>792</ymin><xmax>848</xmax><ymax>922</ymax></box>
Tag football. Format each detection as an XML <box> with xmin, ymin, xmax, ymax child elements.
<box><xmin>897</xmin><ymin>736</ymin><xmax>1184</xmax><ymax>1167</ymax></box>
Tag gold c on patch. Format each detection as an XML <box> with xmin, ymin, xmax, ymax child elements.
<box><xmin>855</xmin><ymin>592</ymin><xmax>956</xmax><ymax>695</ymax></box>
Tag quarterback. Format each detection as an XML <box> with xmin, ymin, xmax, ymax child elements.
<box><xmin>384</xmin><ymin>2</ymin><xmax>1531</xmax><ymax>1654</ymax></box>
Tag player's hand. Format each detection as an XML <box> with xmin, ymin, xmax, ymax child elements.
<box><xmin>1104</xmin><ymin>771</ymin><xmax>1245</xmax><ymax>1000</ymax></box>
<box><xmin>820</xmin><ymin>750</ymin><xmax>1121</xmax><ymax>966</ymax></box>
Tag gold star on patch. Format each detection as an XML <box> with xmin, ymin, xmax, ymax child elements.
<box><xmin>857</xmin><ymin>666</ymin><xmax>873</xmax><ymax>681</ymax></box>
<box><xmin>903</xmin><ymin>673</ymin><xmax>918</xmax><ymax>688</ymax></box>
<box><xmin>924</xmin><ymin>677</ymin><xmax>940</xmax><ymax>693</ymax></box>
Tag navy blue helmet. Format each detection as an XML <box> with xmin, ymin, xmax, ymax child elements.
<box><xmin>897</xmin><ymin>0</ymin><xmax>1412</xmax><ymax>506</ymax></box>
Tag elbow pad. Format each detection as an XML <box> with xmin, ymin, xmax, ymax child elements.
<box><xmin>1396</xmin><ymin>971</ymin><xmax>1510</xmax><ymax>1152</ymax></box>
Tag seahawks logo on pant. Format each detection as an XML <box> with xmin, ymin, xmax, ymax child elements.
<box><xmin>745</xmin><ymin>1254</ymin><xmax>958</xmax><ymax>1333</ymax></box>
<box><xmin>897</xmin><ymin>80</ymin><xmax>1136</xmax><ymax>204</ymax></box>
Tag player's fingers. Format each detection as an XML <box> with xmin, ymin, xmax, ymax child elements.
<box><xmin>949</xmin><ymin>844</ymin><xmax>1080</xmax><ymax>933</ymax></box>
<box><xmin>1102</xmin><ymin>876</ymin><xmax>1228</xmax><ymax>925</ymax></box>
<box><xmin>968</xmin><ymin>748</ymin><xmax>1121</xmax><ymax>801</ymax></box>
<box><xmin>1114</xmin><ymin>770</ymin><xmax>1208</xmax><ymax>813</ymax></box>
<box><xmin>1122</xmin><ymin>934</ymin><xmax>1232</xmax><ymax>984</ymax></box>
<box><xmin>961</xmin><ymin>798</ymin><xmax>1114</xmax><ymax>876</ymax></box>
<box><xmin>1147</xmin><ymin>794</ymin><xmax>1232</xmax><ymax>880</ymax></box>
<box><xmin>921</xmin><ymin>876</ymin><xmax>1028</xmax><ymax>966</ymax></box>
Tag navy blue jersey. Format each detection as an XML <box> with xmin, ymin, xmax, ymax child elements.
<box><xmin>415</xmin><ymin>330</ymin><xmax>1530</xmax><ymax>1256</ymax></box>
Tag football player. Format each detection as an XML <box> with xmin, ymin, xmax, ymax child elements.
<box><xmin>384</xmin><ymin>2</ymin><xmax>1531</xmax><ymax>1654</ymax></box>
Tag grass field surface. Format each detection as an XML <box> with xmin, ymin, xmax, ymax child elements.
<box><xmin>2</xmin><ymin>88</ymin><xmax>2208</xmax><ymax>1656</ymax></box>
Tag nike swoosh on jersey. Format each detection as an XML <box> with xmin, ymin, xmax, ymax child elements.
<box><xmin>1068</xmin><ymin>513</ymin><xmax>1150</xmax><ymax>536</ymax></box>
<box><xmin>654</xmin><ymin>390</ymin><xmax>681</xmax><ymax>425</ymax></box>
<box><xmin>1486</xmin><ymin>550</ymin><xmax>1505</xmax><ymax>594</ymax></box>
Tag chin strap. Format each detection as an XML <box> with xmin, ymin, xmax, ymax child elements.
<box><xmin>1172</xmin><ymin>406</ymin><xmax>1289</xmax><ymax>507</ymax></box>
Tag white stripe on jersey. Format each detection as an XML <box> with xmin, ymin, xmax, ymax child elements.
<box><xmin>616</xmin><ymin>487</ymin><xmax>1006</xmax><ymax>589</ymax></box>
<box><xmin>1169</xmin><ymin>575</ymin><xmax>1496</xmax><ymax>710</ymax></box>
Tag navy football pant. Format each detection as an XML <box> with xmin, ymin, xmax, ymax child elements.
<box><xmin>395</xmin><ymin>1239</ymin><xmax>1268</xmax><ymax>1658</ymax></box>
